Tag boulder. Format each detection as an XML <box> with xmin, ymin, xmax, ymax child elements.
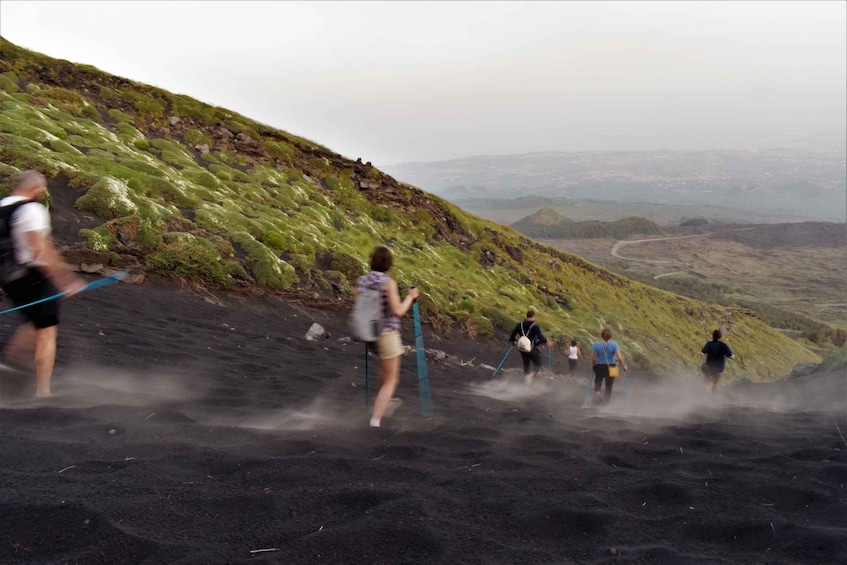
<box><xmin>305</xmin><ymin>323</ymin><xmax>329</xmax><ymax>341</ymax></box>
<box><xmin>80</xmin><ymin>263</ymin><xmax>104</xmax><ymax>273</ymax></box>
<box><xmin>790</xmin><ymin>363</ymin><xmax>818</xmax><ymax>379</ymax></box>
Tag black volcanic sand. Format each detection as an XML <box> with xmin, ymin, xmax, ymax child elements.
<box><xmin>1</xmin><ymin>278</ymin><xmax>845</xmax><ymax>564</ymax></box>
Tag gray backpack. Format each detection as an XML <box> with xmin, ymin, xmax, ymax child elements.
<box><xmin>350</xmin><ymin>280</ymin><xmax>384</xmax><ymax>342</ymax></box>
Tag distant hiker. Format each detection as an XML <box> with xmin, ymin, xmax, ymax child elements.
<box><xmin>700</xmin><ymin>329</ymin><xmax>735</xmax><ymax>394</ymax></box>
<box><xmin>591</xmin><ymin>328</ymin><xmax>627</xmax><ymax>404</ymax></box>
<box><xmin>356</xmin><ymin>245</ymin><xmax>418</xmax><ymax>428</ymax></box>
<box><xmin>509</xmin><ymin>309</ymin><xmax>548</xmax><ymax>386</ymax></box>
<box><xmin>567</xmin><ymin>339</ymin><xmax>582</xmax><ymax>377</ymax></box>
<box><xmin>0</xmin><ymin>170</ymin><xmax>85</xmax><ymax>397</ymax></box>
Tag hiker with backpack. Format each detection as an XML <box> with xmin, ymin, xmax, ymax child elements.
<box><xmin>700</xmin><ymin>329</ymin><xmax>735</xmax><ymax>394</ymax></box>
<box><xmin>0</xmin><ymin>170</ymin><xmax>85</xmax><ymax>397</ymax></box>
<box><xmin>509</xmin><ymin>309</ymin><xmax>548</xmax><ymax>385</ymax></box>
<box><xmin>354</xmin><ymin>245</ymin><xmax>418</xmax><ymax>428</ymax></box>
<box><xmin>591</xmin><ymin>327</ymin><xmax>627</xmax><ymax>404</ymax></box>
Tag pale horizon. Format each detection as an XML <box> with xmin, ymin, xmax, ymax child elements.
<box><xmin>1</xmin><ymin>1</ymin><xmax>844</xmax><ymax>167</ymax></box>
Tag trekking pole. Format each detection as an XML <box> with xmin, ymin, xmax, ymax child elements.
<box><xmin>582</xmin><ymin>372</ymin><xmax>595</xmax><ymax>407</ymax></box>
<box><xmin>623</xmin><ymin>370</ymin><xmax>628</xmax><ymax>401</ymax></box>
<box><xmin>728</xmin><ymin>357</ymin><xmax>741</xmax><ymax>381</ymax></box>
<box><xmin>411</xmin><ymin>286</ymin><xmax>433</xmax><ymax>417</ymax></box>
<box><xmin>491</xmin><ymin>346</ymin><xmax>514</xmax><ymax>379</ymax></box>
<box><xmin>547</xmin><ymin>347</ymin><xmax>552</xmax><ymax>379</ymax></box>
<box><xmin>364</xmin><ymin>344</ymin><xmax>370</xmax><ymax>409</ymax></box>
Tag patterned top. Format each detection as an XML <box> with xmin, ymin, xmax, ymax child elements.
<box><xmin>356</xmin><ymin>271</ymin><xmax>400</xmax><ymax>332</ymax></box>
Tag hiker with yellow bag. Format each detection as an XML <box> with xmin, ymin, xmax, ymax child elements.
<box><xmin>591</xmin><ymin>327</ymin><xmax>627</xmax><ymax>404</ymax></box>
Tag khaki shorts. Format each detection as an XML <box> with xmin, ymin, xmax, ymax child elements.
<box><xmin>376</xmin><ymin>330</ymin><xmax>404</xmax><ymax>360</ymax></box>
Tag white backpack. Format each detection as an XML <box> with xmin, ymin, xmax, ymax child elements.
<box><xmin>350</xmin><ymin>280</ymin><xmax>384</xmax><ymax>342</ymax></box>
<box><xmin>517</xmin><ymin>322</ymin><xmax>535</xmax><ymax>352</ymax></box>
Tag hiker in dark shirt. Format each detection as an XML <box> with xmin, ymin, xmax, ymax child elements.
<box><xmin>701</xmin><ymin>329</ymin><xmax>734</xmax><ymax>394</ymax></box>
<box><xmin>509</xmin><ymin>309</ymin><xmax>548</xmax><ymax>386</ymax></box>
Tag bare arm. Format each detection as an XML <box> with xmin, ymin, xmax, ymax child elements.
<box><xmin>615</xmin><ymin>349</ymin><xmax>628</xmax><ymax>372</ymax></box>
<box><xmin>26</xmin><ymin>230</ymin><xmax>85</xmax><ymax>296</ymax></box>
<box><xmin>385</xmin><ymin>278</ymin><xmax>419</xmax><ymax>318</ymax></box>
<box><xmin>592</xmin><ymin>349</ymin><xmax>598</xmax><ymax>366</ymax></box>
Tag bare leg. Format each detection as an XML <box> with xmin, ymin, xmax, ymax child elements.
<box><xmin>4</xmin><ymin>323</ymin><xmax>37</xmax><ymax>370</ymax></box>
<box><xmin>371</xmin><ymin>356</ymin><xmax>400</xmax><ymax>425</ymax></box>
<box><xmin>34</xmin><ymin>326</ymin><xmax>58</xmax><ymax>397</ymax></box>
<box><xmin>710</xmin><ymin>373</ymin><xmax>720</xmax><ymax>395</ymax></box>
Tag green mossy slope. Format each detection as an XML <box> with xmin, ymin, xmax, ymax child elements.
<box><xmin>0</xmin><ymin>37</ymin><xmax>820</xmax><ymax>379</ymax></box>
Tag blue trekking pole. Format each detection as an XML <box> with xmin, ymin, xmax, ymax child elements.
<box><xmin>727</xmin><ymin>357</ymin><xmax>741</xmax><ymax>381</ymax></box>
<box><xmin>582</xmin><ymin>372</ymin><xmax>595</xmax><ymax>407</ymax></box>
<box><xmin>0</xmin><ymin>270</ymin><xmax>129</xmax><ymax>315</ymax></box>
<box><xmin>547</xmin><ymin>347</ymin><xmax>552</xmax><ymax>379</ymax></box>
<box><xmin>411</xmin><ymin>287</ymin><xmax>433</xmax><ymax>417</ymax></box>
<box><xmin>364</xmin><ymin>345</ymin><xmax>370</xmax><ymax>409</ymax></box>
<box><xmin>491</xmin><ymin>346</ymin><xmax>513</xmax><ymax>379</ymax></box>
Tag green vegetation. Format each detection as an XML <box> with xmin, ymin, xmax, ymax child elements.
<box><xmin>0</xmin><ymin>36</ymin><xmax>822</xmax><ymax>380</ymax></box>
<box><xmin>680</xmin><ymin>217</ymin><xmax>709</xmax><ymax>227</ymax></box>
<box><xmin>512</xmin><ymin>208</ymin><xmax>663</xmax><ymax>239</ymax></box>
<box><xmin>622</xmin><ymin>272</ymin><xmax>846</xmax><ymax>348</ymax></box>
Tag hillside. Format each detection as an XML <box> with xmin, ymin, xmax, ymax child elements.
<box><xmin>0</xmin><ymin>37</ymin><xmax>820</xmax><ymax>378</ymax></box>
<box><xmin>511</xmin><ymin>208</ymin><xmax>662</xmax><ymax>239</ymax></box>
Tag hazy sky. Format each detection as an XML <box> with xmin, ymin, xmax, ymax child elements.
<box><xmin>1</xmin><ymin>1</ymin><xmax>845</xmax><ymax>166</ymax></box>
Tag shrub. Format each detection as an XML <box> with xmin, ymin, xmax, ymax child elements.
<box><xmin>467</xmin><ymin>314</ymin><xmax>494</xmax><ymax>337</ymax></box>
<box><xmin>108</xmin><ymin>109</ymin><xmax>134</xmax><ymax>124</ymax></box>
<box><xmin>145</xmin><ymin>233</ymin><xmax>231</xmax><ymax>288</ymax></box>
<box><xmin>75</xmin><ymin>177</ymin><xmax>137</xmax><ymax>219</ymax></box>
<box><xmin>81</xmin><ymin>103</ymin><xmax>100</xmax><ymax>121</ymax></box>
<box><xmin>328</xmin><ymin>251</ymin><xmax>365</xmax><ymax>282</ymax></box>
<box><xmin>0</xmin><ymin>72</ymin><xmax>21</xmax><ymax>92</ymax></box>
<box><xmin>38</xmin><ymin>87</ymin><xmax>86</xmax><ymax>116</ymax></box>
<box><xmin>48</xmin><ymin>138</ymin><xmax>81</xmax><ymax>154</ymax></box>
<box><xmin>119</xmin><ymin>89</ymin><xmax>164</xmax><ymax>119</ymax></box>
<box><xmin>79</xmin><ymin>226</ymin><xmax>117</xmax><ymax>252</ymax></box>
<box><xmin>265</xmin><ymin>140</ymin><xmax>295</xmax><ymax>163</ymax></box>
<box><xmin>183</xmin><ymin>128</ymin><xmax>211</xmax><ymax>147</ymax></box>
<box><xmin>482</xmin><ymin>306</ymin><xmax>516</xmax><ymax>332</ymax></box>
<box><xmin>183</xmin><ymin>169</ymin><xmax>219</xmax><ymax>189</ymax></box>
<box><xmin>260</xmin><ymin>230</ymin><xmax>285</xmax><ymax>251</ymax></box>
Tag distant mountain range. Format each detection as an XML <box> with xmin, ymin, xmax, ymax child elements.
<box><xmin>511</xmin><ymin>208</ymin><xmax>663</xmax><ymax>240</ymax></box>
<box><xmin>384</xmin><ymin>139</ymin><xmax>847</xmax><ymax>223</ymax></box>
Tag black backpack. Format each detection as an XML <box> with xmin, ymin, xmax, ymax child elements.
<box><xmin>0</xmin><ymin>200</ymin><xmax>31</xmax><ymax>285</ymax></box>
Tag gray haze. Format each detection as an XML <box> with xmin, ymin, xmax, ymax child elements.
<box><xmin>1</xmin><ymin>1</ymin><xmax>845</xmax><ymax>167</ymax></box>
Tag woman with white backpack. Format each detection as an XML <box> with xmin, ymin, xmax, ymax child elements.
<box><xmin>509</xmin><ymin>309</ymin><xmax>548</xmax><ymax>385</ymax></box>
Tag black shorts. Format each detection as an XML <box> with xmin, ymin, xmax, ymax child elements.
<box><xmin>702</xmin><ymin>365</ymin><xmax>722</xmax><ymax>380</ymax></box>
<box><xmin>520</xmin><ymin>349</ymin><xmax>542</xmax><ymax>375</ymax></box>
<box><xmin>2</xmin><ymin>268</ymin><xmax>60</xmax><ymax>328</ymax></box>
